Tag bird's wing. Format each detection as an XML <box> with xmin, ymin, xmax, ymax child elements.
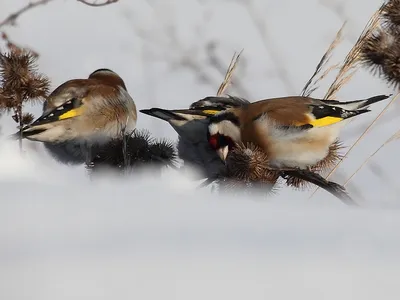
<box><xmin>29</xmin><ymin>98</ymin><xmax>84</xmax><ymax>127</ymax></box>
<box><xmin>140</xmin><ymin>107</ymin><xmax>223</xmax><ymax>122</ymax></box>
<box><xmin>189</xmin><ymin>95</ymin><xmax>250</xmax><ymax>111</ymax></box>
<box><xmin>251</xmin><ymin>97</ymin><xmax>369</xmax><ymax>130</ymax></box>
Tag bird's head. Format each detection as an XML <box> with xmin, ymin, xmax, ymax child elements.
<box><xmin>207</xmin><ymin>111</ymin><xmax>241</xmax><ymax>162</ymax></box>
<box><xmin>88</xmin><ymin>68</ymin><xmax>127</xmax><ymax>91</ymax></box>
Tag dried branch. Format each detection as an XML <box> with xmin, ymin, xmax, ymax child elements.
<box><xmin>77</xmin><ymin>0</ymin><xmax>119</xmax><ymax>7</ymax></box>
<box><xmin>301</xmin><ymin>22</ymin><xmax>345</xmax><ymax>97</ymax></box>
<box><xmin>0</xmin><ymin>0</ymin><xmax>54</xmax><ymax>29</ymax></box>
<box><xmin>216</xmin><ymin>50</ymin><xmax>243</xmax><ymax>96</ymax></box>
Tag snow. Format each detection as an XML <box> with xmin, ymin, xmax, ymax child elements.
<box><xmin>1</xmin><ymin>0</ymin><xmax>400</xmax><ymax>299</ymax></box>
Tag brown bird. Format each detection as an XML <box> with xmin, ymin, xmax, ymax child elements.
<box><xmin>11</xmin><ymin>69</ymin><xmax>137</xmax><ymax>164</ymax></box>
<box><xmin>207</xmin><ymin>94</ymin><xmax>391</xmax><ymax>169</ymax></box>
<box><xmin>15</xmin><ymin>68</ymin><xmax>137</xmax><ymax>143</ymax></box>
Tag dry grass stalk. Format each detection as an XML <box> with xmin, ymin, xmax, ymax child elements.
<box><xmin>343</xmin><ymin>133</ymin><xmax>393</xmax><ymax>187</ymax></box>
<box><xmin>308</xmin><ymin>3</ymin><xmax>388</xmax><ymax>199</ymax></box>
<box><xmin>0</xmin><ymin>50</ymin><xmax>50</xmax><ymax>150</ymax></box>
<box><xmin>341</xmin><ymin>0</ymin><xmax>400</xmax><ymax>186</ymax></box>
<box><xmin>301</xmin><ymin>22</ymin><xmax>345</xmax><ymax>97</ymax></box>
<box><xmin>324</xmin><ymin>6</ymin><xmax>385</xmax><ymax>100</ymax></box>
<box><xmin>216</xmin><ymin>50</ymin><xmax>243</xmax><ymax>96</ymax></box>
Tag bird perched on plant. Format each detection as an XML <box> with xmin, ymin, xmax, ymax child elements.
<box><xmin>207</xmin><ymin>94</ymin><xmax>391</xmax><ymax>169</ymax></box>
<box><xmin>11</xmin><ymin>68</ymin><xmax>137</xmax><ymax>163</ymax></box>
<box><xmin>139</xmin><ymin>96</ymin><xmax>249</xmax><ymax>179</ymax></box>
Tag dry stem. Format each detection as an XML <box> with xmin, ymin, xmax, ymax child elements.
<box><xmin>324</xmin><ymin>6</ymin><xmax>384</xmax><ymax>100</ymax></box>
<box><xmin>216</xmin><ymin>50</ymin><xmax>243</xmax><ymax>96</ymax></box>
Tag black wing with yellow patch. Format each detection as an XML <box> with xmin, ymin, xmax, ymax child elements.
<box><xmin>30</xmin><ymin>98</ymin><xmax>84</xmax><ymax>127</ymax></box>
<box><xmin>307</xmin><ymin>105</ymin><xmax>370</xmax><ymax>128</ymax></box>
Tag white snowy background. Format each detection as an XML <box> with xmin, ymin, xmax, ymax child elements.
<box><xmin>1</xmin><ymin>0</ymin><xmax>400</xmax><ymax>299</ymax></box>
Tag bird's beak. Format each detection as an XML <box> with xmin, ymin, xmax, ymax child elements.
<box><xmin>217</xmin><ymin>146</ymin><xmax>229</xmax><ymax>163</ymax></box>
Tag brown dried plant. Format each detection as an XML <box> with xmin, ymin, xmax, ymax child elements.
<box><xmin>216</xmin><ymin>50</ymin><xmax>243</xmax><ymax>96</ymax></box>
<box><xmin>342</xmin><ymin>0</ymin><xmax>400</xmax><ymax>186</ymax></box>
<box><xmin>0</xmin><ymin>50</ymin><xmax>50</xmax><ymax>150</ymax></box>
<box><xmin>217</xmin><ymin>142</ymin><xmax>354</xmax><ymax>204</ymax></box>
<box><xmin>308</xmin><ymin>3</ymin><xmax>390</xmax><ymax>199</ymax></box>
<box><xmin>324</xmin><ymin>5</ymin><xmax>385</xmax><ymax>100</ymax></box>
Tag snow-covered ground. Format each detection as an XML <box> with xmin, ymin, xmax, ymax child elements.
<box><xmin>1</xmin><ymin>0</ymin><xmax>400</xmax><ymax>299</ymax></box>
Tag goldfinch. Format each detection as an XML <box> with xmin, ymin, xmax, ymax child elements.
<box><xmin>13</xmin><ymin>68</ymin><xmax>137</xmax><ymax>144</ymax></box>
<box><xmin>207</xmin><ymin>94</ymin><xmax>391</xmax><ymax>169</ymax></box>
<box><xmin>140</xmin><ymin>96</ymin><xmax>249</xmax><ymax>178</ymax></box>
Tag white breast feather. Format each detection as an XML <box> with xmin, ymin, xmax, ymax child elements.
<box><xmin>254</xmin><ymin>114</ymin><xmax>344</xmax><ymax>169</ymax></box>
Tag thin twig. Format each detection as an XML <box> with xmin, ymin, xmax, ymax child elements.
<box><xmin>216</xmin><ymin>50</ymin><xmax>243</xmax><ymax>96</ymax></box>
<box><xmin>77</xmin><ymin>0</ymin><xmax>119</xmax><ymax>7</ymax></box>
<box><xmin>0</xmin><ymin>0</ymin><xmax>53</xmax><ymax>29</ymax></box>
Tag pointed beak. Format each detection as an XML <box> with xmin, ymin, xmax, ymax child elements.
<box><xmin>217</xmin><ymin>146</ymin><xmax>229</xmax><ymax>163</ymax></box>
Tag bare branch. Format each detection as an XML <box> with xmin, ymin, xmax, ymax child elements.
<box><xmin>0</xmin><ymin>0</ymin><xmax>53</xmax><ymax>29</ymax></box>
<box><xmin>77</xmin><ymin>0</ymin><xmax>119</xmax><ymax>7</ymax></box>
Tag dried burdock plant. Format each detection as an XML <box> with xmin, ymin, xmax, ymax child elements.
<box><xmin>285</xmin><ymin>140</ymin><xmax>344</xmax><ymax>189</ymax></box>
<box><xmin>301</xmin><ymin>23</ymin><xmax>345</xmax><ymax>97</ymax></box>
<box><xmin>216</xmin><ymin>142</ymin><xmax>280</xmax><ymax>196</ymax></box>
<box><xmin>381</xmin><ymin>0</ymin><xmax>400</xmax><ymax>32</ymax></box>
<box><xmin>86</xmin><ymin>129</ymin><xmax>178</xmax><ymax>177</ymax></box>
<box><xmin>200</xmin><ymin>142</ymin><xmax>354</xmax><ymax>204</ymax></box>
<box><xmin>360</xmin><ymin>0</ymin><xmax>400</xmax><ymax>88</ymax></box>
<box><xmin>216</xmin><ymin>50</ymin><xmax>243</xmax><ymax>96</ymax></box>
<box><xmin>0</xmin><ymin>50</ymin><xmax>50</xmax><ymax>150</ymax></box>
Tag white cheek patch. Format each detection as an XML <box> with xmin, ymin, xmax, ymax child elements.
<box><xmin>209</xmin><ymin>120</ymin><xmax>241</xmax><ymax>142</ymax></box>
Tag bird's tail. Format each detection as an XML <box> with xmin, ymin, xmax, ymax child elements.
<box><xmin>140</xmin><ymin>107</ymin><xmax>220</xmax><ymax>122</ymax></box>
<box><xmin>8</xmin><ymin>126</ymin><xmax>47</xmax><ymax>140</ymax></box>
<box><xmin>323</xmin><ymin>94</ymin><xmax>392</xmax><ymax>110</ymax></box>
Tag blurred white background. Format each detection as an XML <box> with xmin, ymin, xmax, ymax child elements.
<box><xmin>1</xmin><ymin>0</ymin><xmax>400</xmax><ymax>299</ymax></box>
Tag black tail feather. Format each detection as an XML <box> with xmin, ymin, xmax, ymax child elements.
<box><xmin>8</xmin><ymin>127</ymin><xmax>46</xmax><ymax>140</ymax></box>
<box><xmin>139</xmin><ymin>108</ymin><xmax>187</xmax><ymax>122</ymax></box>
<box><xmin>281</xmin><ymin>170</ymin><xmax>356</xmax><ymax>205</ymax></box>
<box><xmin>361</xmin><ymin>94</ymin><xmax>392</xmax><ymax>108</ymax></box>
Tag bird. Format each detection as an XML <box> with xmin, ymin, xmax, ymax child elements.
<box><xmin>206</xmin><ymin>94</ymin><xmax>391</xmax><ymax>169</ymax></box>
<box><xmin>11</xmin><ymin>68</ymin><xmax>137</xmax><ymax>164</ymax></box>
<box><xmin>139</xmin><ymin>96</ymin><xmax>250</xmax><ymax>179</ymax></box>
